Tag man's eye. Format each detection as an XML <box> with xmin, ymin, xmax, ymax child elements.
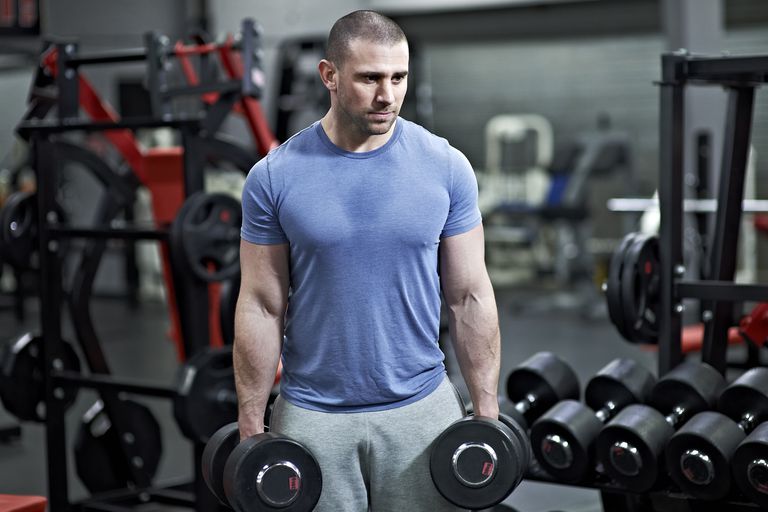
<box><xmin>392</xmin><ymin>76</ymin><xmax>404</xmax><ymax>83</ymax></box>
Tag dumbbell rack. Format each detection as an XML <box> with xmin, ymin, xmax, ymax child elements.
<box><xmin>656</xmin><ymin>51</ymin><xmax>768</xmax><ymax>376</ymax></box>
<box><xmin>521</xmin><ymin>52</ymin><xmax>768</xmax><ymax>512</ymax></box>
<box><xmin>13</xmin><ymin>22</ymin><xmax>270</xmax><ymax>512</ymax></box>
<box><xmin>575</xmin><ymin>52</ymin><xmax>768</xmax><ymax>512</ymax></box>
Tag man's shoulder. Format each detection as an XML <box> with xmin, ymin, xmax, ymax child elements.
<box><xmin>264</xmin><ymin>122</ymin><xmax>321</xmax><ymax>165</ymax></box>
<box><xmin>398</xmin><ymin>118</ymin><xmax>466</xmax><ymax>164</ymax></box>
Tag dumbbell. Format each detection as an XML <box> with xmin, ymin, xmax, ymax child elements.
<box><xmin>503</xmin><ymin>352</ymin><xmax>581</xmax><ymax>430</ymax></box>
<box><xmin>664</xmin><ymin>367</ymin><xmax>768</xmax><ymax>500</ymax></box>
<box><xmin>529</xmin><ymin>358</ymin><xmax>655</xmax><ymax>483</ymax></box>
<box><xmin>733</xmin><ymin>421</ymin><xmax>768</xmax><ymax>508</ymax></box>
<box><xmin>430</xmin><ymin>352</ymin><xmax>578</xmax><ymax>509</ymax></box>
<box><xmin>595</xmin><ymin>361</ymin><xmax>725</xmax><ymax>492</ymax></box>
<box><xmin>430</xmin><ymin>410</ymin><xmax>530</xmax><ymax>509</ymax></box>
<box><xmin>202</xmin><ymin>422</ymin><xmax>322</xmax><ymax>512</ymax></box>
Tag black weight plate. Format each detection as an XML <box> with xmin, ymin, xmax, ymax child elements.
<box><xmin>606</xmin><ymin>233</ymin><xmax>638</xmax><ymax>341</ymax></box>
<box><xmin>0</xmin><ymin>191</ymin><xmax>38</xmax><ymax>270</ymax></box>
<box><xmin>223</xmin><ymin>433</ymin><xmax>322</xmax><ymax>512</ymax></box>
<box><xmin>202</xmin><ymin>422</ymin><xmax>240</xmax><ymax>507</ymax></box>
<box><xmin>0</xmin><ymin>332</ymin><xmax>81</xmax><ymax>422</ymax></box>
<box><xmin>620</xmin><ymin>234</ymin><xmax>660</xmax><ymax>344</ymax></box>
<box><xmin>430</xmin><ymin>417</ymin><xmax>526</xmax><ymax>509</ymax></box>
<box><xmin>74</xmin><ymin>399</ymin><xmax>162</xmax><ymax>493</ymax></box>
<box><xmin>173</xmin><ymin>346</ymin><xmax>237</xmax><ymax>444</ymax></box>
<box><xmin>170</xmin><ymin>192</ymin><xmax>242</xmax><ymax>282</ymax></box>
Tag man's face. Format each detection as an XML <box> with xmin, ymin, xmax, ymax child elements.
<box><xmin>333</xmin><ymin>38</ymin><xmax>409</xmax><ymax>138</ymax></box>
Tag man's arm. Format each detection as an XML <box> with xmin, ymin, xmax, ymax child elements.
<box><xmin>233</xmin><ymin>239</ymin><xmax>290</xmax><ymax>438</ymax></box>
<box><xmin>440</xmin><ymin>223</ymin><xmax>500</xmax><ymax>419</ymax></box>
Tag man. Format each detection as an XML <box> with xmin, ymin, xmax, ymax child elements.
<box><xmin>234</xmin><ymin>10</ymin><xmax>500</xmax><ymax>511</ymax></box>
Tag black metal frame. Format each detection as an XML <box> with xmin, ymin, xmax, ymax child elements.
<box><xmin>14</xmin><ymin>19</ymin><xmax>264</xmax><ymax>509</ymax></box>
<box><xmin>20</xmin><ymin>118</ymin><xmax>213</xmax><ymax>512</ymax></box>
<box><xmin>657</xmin><ymin>52</ymin><xmax>768</xmax><ymax>376</ymax></box>
<box><xmin>17</xmin><ymin>48</ymin><xmax>221</xmax><ymax>512</ymax></box>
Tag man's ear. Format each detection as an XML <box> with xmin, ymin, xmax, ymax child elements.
<box><xmin>318</xmin><ymin>59</ymin><xmax>337</xmax><ymax>91</ymax></box>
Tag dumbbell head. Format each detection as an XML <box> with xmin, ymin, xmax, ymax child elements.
<box><xmin>202</xmin><ymin>422</ymin><xmax>239</xmax><ymax>506</ymax></box>
<box><xmin>530</xmin><ymin>358</ymin><xmax>655</xmax><ymax>483</ymax></box>
<box><xmin>430</xmin><ymin>415</ymin><xmax>530</xmax><ymax>509</ymax></box>
<box><xmin>505</xmin><ymin>351</ymin><xmax>580</xmax><ymax>428</ymax></box>
<box><xmin>202</xmin><ymin>423</ymin><xmax>322</xmax><ymax>512</ymax></box>
<box><xmin>718</xmin><ymin>367</ymin><xmax>768</xmax><ymax>423</ymax></box>
<box><xmin>733</xmin><ymin>422</ymin><xmax>768</xmax><ymax>508</ymax></box>
<box><xmin>666</xmin><ymin>367</ymin><xmax>768</xmax><ymax>500</ymax></box>
<box><xmin>648</xmin><ymin>361</ymin><xmax>725</xmax><ymax>416</ymax></box>
<box><xmin>596</xmin><ymin>362</ymin><xmax>725</xmax><ymax>492</ymax></box>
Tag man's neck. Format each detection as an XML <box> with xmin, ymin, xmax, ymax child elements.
<box><xmin>320</xmin><ymin>113</ymin><xmax>397</xmax><ymax>153</ymax></box>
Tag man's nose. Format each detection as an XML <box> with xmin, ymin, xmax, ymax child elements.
<box><xmin>375</xmin><ymin>81</ymin><xmax>394</xmax><ymax>105</ymax></box>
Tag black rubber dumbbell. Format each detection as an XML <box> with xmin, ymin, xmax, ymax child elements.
<box><xmin>665</xmin><ymin>367</ymin><xmax>768</xmax><ymax>500</ymax></box>
<box><xmin>733</xmin><ymin>421</ymin><xmax>768</xmax><ymax>508</ymax></box>
<box><xmin>202</xmin><ymin>422</ymin><xmax>322</xmax><ymax>512</ymax></box>
<box><xmin>595</xmin><ymin>361</ymin><xmax>725</xmax><ymax>492</ymax></box>
<box><xmin>430</xmin><ymin>411</ymin><xmax>530</xmax><ymax>510</ymax></box>
<box><xmin>429</xmin><ymin>352</ymin><xmax>578</xmax><ymax>509</ymax></box>
<box><xmin>530</xmin><ymin>358</ymin><xmax>656</xmax><ymax>483</ymax></box>
<box><xmin>504</xmin><ymin>352</ymin><xmax>581</xmax><ymax>430</ymax></box>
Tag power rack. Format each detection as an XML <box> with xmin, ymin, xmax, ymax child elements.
<box><xmin>15</xmin><ymin>18</ymin><xmax>274</xmax><ymax>512</ymax></box>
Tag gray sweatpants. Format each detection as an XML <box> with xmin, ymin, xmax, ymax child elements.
<box><xmin>270</xmin><ymin>376</ymin><xmax>467</xmax><ymax>511</ymax></box>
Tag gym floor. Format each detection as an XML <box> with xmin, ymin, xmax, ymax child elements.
<box><xmin>0</xmin><ymin>285</ymin><xmax>659</xmax><ymax>511</ymax></box>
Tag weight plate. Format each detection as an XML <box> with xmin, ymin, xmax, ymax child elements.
<box><xmin>202</xmin><ymin>422</ymin><xmax>240</xmax><ymax>507</ymax></box>
<box><xmin>0</xmin><ymin>191</ymin><xmax>38</xmax><ymax>270</ymax></box>
<box><xmin>74</xmin><ymin>399</ymin><xmax>162</xmax><ymax>493</ymax></box>
<box><xmin>620</xmin><ymin>234</ymin><xmax>660</xmax><ymax>344</ymax></box>
<box><xmin>606</xmin><ymin>233</ymin><xmax>638</xmax><ymax>341</ymax></box>
<box><xmin>223</xmin><ymin>433</ymin><xmax>322</xmax><ymax>512</ymax></box>
<box><xmin>430</xmin><ymin>417</ymin><xmax>527</xmax><ymax>509</ymax></box>
<box><xmin>0</xmin><ymin>332</ymin><xmax>81</xmax><ymax>422</ymax></box>
<box><xmin>173</xmin><ymin>346</ymin><xmax>237</xmax><ymax>444</ymax></box>
<box><xmin>170</xmin><ymin>192</ymin><xmax>242</xmax><ymax>282</ymax></box>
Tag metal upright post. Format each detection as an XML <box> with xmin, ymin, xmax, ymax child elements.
<box><xmin>701</xmin><ymin>86</ymin><xmax>755</xmax><ymax>373</ymax></box>
<box><xmin>658</xmin><ymin>53</ymin><xmax>686</xmax><ymax>375</ymax></box>
<box><xmin>35</xmin><ymin>136</ymin><xmax>69</xmax><ymax>512</ymax></box>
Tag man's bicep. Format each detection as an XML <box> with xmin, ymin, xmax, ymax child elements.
<box><xmin>239</xmin><ymin>239</ymin><xmax>290</xmax><ymax>316</ymax></box>
<box><xmin>439</xmin><ymin>224</ymin><xmax>488</xmax><ymax>302</ymax></box>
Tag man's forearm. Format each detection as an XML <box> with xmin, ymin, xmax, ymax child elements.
<box><xmin>233</xmin><ymin>301</ymin><xmax>283</xmax><ymax>438</ymax></box>
<box><xmin>447</xmin><ymin>286</ymin><xmax>501</xmax><ymax>419</ymax></box>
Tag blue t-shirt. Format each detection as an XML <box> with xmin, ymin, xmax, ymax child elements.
<box><xmin>241</xmin><ymin>118</ymin><xmax>481</xmax><ymax>412</ymax></box>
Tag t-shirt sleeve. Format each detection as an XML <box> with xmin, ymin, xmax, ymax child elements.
<box><xmin>241</xmin><ymin>157</ymin><xmax>289</xmax><ymax>244</ymax></box>
<box><xmin>440</xmin><ymin>147</ymin><xmax>482</xmax><ymax>238</ymax></box>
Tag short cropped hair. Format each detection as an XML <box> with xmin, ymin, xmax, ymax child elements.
<box><xmin>326</xmin><ymin>10</ymin><xmax>406</xmax><ymax>68</ymax></box>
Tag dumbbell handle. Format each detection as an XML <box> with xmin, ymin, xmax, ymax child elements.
<box><xmin>664</xmin><ymin>405</ymin><xmax>688</xmax><ymax>428</ymax></box>
<box><xmin>594</xmin><ymin>401</ymin><xmax>618</xmax><ymax>423</ymax></box>
<box><xmin>514</xmin><ymin>393</ymin><xmax>537</xmax><ymax>416</ymax></box>
<box><xmin>738</xmin><ymin>412</ymin><xmax>758</xmax><ymax>433</ymax></box>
